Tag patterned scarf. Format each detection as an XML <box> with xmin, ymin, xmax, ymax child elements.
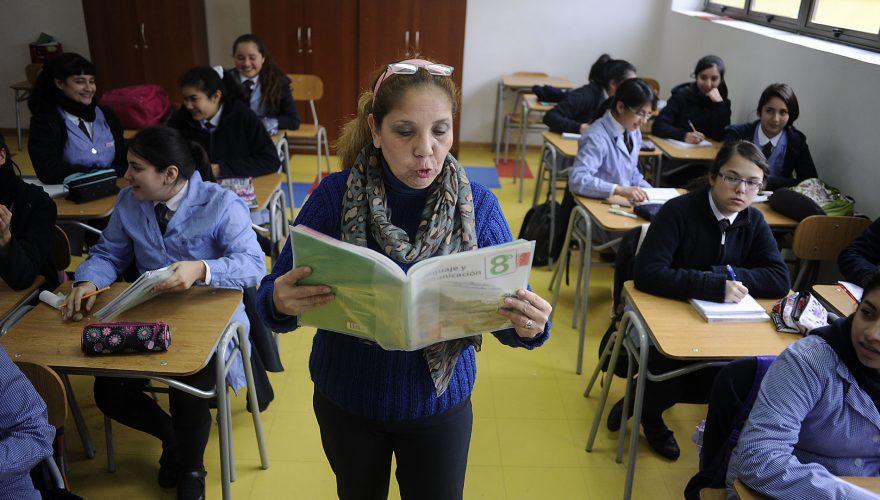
<box><xmin>341</xmin><ymin>144</ymin><xmax>481</xmax><ymax>397</ymax></box>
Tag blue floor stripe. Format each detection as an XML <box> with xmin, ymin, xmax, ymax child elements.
<box><xmin>464</xmin><ymin>166</ymin><xmax>501</xmax><ymax>189</ymax></box>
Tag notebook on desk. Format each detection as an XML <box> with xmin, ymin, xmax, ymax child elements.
<box><xmin>665</xmin><ymin>138</ymin><xmax>712</xmax><ymax>149</ymax></box>
<box><xmin>21</xmin><ymin>176</ymin><xmax>67</xmax><ymax>198</ymax></box>
<box><xmin>690</xmin><ymin>295</ymin><xmax>770</xmax><ymax>323</ymax></box>
<box><xmin>93</xmin><ymin>267</ymin><xmax>174</xmax><ymax>321</ymax></box>
<box><xmin>838</xmin><ymin>281</ymin><xmax>864</xmax><ymax>302</ymax></box>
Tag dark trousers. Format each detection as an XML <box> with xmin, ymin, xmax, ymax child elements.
<box><xmin>313</xmin><ymin>389</ymin><xmax>472</xmax><ymax>500</ymax></box>
<box><xmin>641</xmin><ymin>346</ymin><xmax>721</xmax><ymax>430</ymax></box>
<box><xmin>93</xmin><ymin>359</ymin><xmax>217</xmax><ymax>471</ymax></box>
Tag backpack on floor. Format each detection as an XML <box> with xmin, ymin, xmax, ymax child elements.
<box><xmin>98</xmin><ymin>84</ymin><xmax>170</xmax><ymax>129</ymax></box>
<box><xmin>518</xmin><ymin>191</ymin><xmax>572</xmax><ymax>267</ymax></box>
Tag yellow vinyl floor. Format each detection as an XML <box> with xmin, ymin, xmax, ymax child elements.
<box><xmin>5</xmin><ymin>135</ymin><xmax>706</xmax><ymax>499</ymax></box>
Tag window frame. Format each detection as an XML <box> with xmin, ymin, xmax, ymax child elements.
<box><xmin>704</xmin><ymin>0</ymin><xmax>880</xmax><ymax>52</ymax></box>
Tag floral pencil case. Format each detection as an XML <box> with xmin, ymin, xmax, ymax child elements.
<box><xmin>81</xmin><ymin>322</ymin><xmax>171</xmax><ymax>355</ymax></box>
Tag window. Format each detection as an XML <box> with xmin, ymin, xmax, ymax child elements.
<box><xmin>705</xmin><ymin>0</ymin><xmax>880</xmax><ymax>52</ymax></box>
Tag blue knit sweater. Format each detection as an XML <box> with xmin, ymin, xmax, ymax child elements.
<box><xmin>256</xmin><ymin>168</ymin><xmax>549</xmax><ymax>421</ymax></box>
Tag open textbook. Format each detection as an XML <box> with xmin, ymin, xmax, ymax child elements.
<box><xmin>291</xmin><ymin>225</ymin><xmax>535</xmax><ymax>351</ymax></box>
<box><xmin>690</xmin><ymin>294</ymin><xmax>769</xmax><ymax>323</ymax></box>
<box><xmin>93</xmin><ymin>267</ymin><xmax>174</xmax><ymax>321</ymax></box>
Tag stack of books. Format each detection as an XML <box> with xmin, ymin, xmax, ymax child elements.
<box><xmin>689</xmin><ymin>295</ymin><xmax>769</xmax><ymax>323</ymax></box>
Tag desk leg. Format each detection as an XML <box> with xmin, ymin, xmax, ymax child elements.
<box><xmin>622</xmin><ymin>326</ymin><xmax>650</xmax><ymax>500</ymax></box>
<box><xmin>61</xmin><ymin>374</ymin><xmax>97</xmax><ymax>459</ymax></box>
<box><xmin>14</xmin><ymin>89</ymin><xmax>23</xmax><ymax>150</ymax></box>
<box><xmin>549</xmin><ymin>204</ymin><xmax>583</xmax><ymax>318</ymax></box>
<box><xmin>545</xmin><ymin>145</ymin><xmax>556</xmax><ymax>269</ymax></box>
<box><xmin>493</xmin><ymin>80</ymin><xmax>503</xmax><ymax>166</ymax></box>
<box><xmin>237</xmin><ymin>326</ymin><xmax>269</xmax><ymax>470</ymax></box>
<box><xmin>214</xmin><ymin>331</ymin><xmax>233</xmax><ymax>500</ymax></box>
<box><xmin>518</xmin><ymin>98</ymin><xmax>528</xmax><ymax>203</ymax></box>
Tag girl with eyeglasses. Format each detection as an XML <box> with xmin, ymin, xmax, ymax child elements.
<box><xmin>728</xmin><ymin>268</ymin><xmax>880</xmax><ymax>499</ymax></box>
<box><xmin>543</xmin><ymin>54</ymin><xmax>637</xmax><ymax>134</ymax></box>
<box><xmin>653</xmin><ymin>55</ymin><xmax>732</xmax><ymax>144</ymax></box>
<box><xmin>608</xmin><ymin>141</ymin><xmax>790</xmax><ymax>461</ymax></box>
<box><xmin>255</xmin><ymin>58</ymin><xmax>552</xmax><ymax>500</ymax></box>
<box><xmin>229</xmin><ymin>34</ymin><xmax>300</xmax><ymax>134</ymax></box>
<box><xmin>724</xmin><ymin>83</ymin><xmax>818</xmax><ymax>190</ymax></box>
<box><xmin>568</xmin><ymin>77</ymin><xmax>655</xmax><ymax>205</ymax></box>
<box><xmin>168</xmin><ymin>66</ymin><xmax>278</xmax><ymax>180</ymax></box>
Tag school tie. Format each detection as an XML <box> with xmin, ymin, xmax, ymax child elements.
<box><xmin>243</xmin><ymin>79</ymin><xmax>255</xmax><ymax>102</ymax></box>
<box><xmin>761</xmin><ymin>141</ymin><xmax>773</xmax><ymax>159</ymax></box>
<box><xmin>78</xmin><ymin>118</ymin><xmax>91</xmax><ymax>140</ymax></box>
<box><xmin>204</xmin><ymin>122</ymin><xmax>215</xmax><ymax>133</ymax></box>
<box><xmin>719</xmin><ymin>218</ymin><xmax>730</xmax><ymax>245</ymax></box>
<box><xmin>623</xmin><ymin>132</ymin><xmax>633</xmax><ymax>154</ymax></box>
<box><xmin>155</xmin><ymin>203</ymin><xmax>172</xmax><ymax>235</ymax></box>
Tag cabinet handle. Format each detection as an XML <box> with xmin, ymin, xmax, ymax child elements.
<box><xmin>307</xmin><ymin>27</ymin><xmax>312</xmax><ymax>54</ymax></box>
<box><xmin>415</xmin><ymin>31</ymin><xmax>420</xmax><ymax>56</ymax></box>
<box><xmin>404</xmin><ymin>31</ymin><xmax>410</xmax><ymax>57</ymax></box>
<box><xmin>297</xmin><ymin>27</ymin><xmax>303</xmax><ymax>54</ymax></box>
<box><xmin>140</xmin><ymin>23</ymin><xmax>148</xmax><ymax>49</ymax></box>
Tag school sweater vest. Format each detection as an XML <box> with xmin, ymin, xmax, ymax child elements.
<box><xmin>61</xmin><ymin>107</ymin><xmax>115</xmax><ymax>168</ymax></box>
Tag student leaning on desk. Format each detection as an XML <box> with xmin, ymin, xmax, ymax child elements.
<box><xmin>0</xmin><ymin>134</ymin><xmax>58</xmax><ymax>291</ymax></box>
<box><xmin>652</xmin><ymin>55</ymin><xmax>732</xmax><ymax>144</ymax></box>
<box><xmin>727</xmin><ymin>269</ymin><xmax>880</xmax><ymax>500</ymax></box>
<box><xmin>62</xmin><ymin>126</ymin><xmax>265</xmax><ymax>500</ymax></box>
<box><xmin>610</xmin><ymin>141</ymin><xmax>790</xmax><ymax>461</ymax></box>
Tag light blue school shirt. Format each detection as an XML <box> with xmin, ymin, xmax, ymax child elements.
<box><xmin>568</xmin><ymin>111</ymin><xmax>650</xmax><ymax>199</ymax></box>
<box><xmin>74</xmin><ymin>171</ymin><xmax>265</xmax><ymax>390</ymax></box>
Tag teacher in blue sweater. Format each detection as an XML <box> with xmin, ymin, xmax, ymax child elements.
<box><xmin>614</xmin><ymin>141</ymin><xmax>790</xmax><ymax>461</ymax></box>
<box><xmin>256</xmin><ymin>59</ymin><xmax>551</xmax><ymax>500</ymax></box>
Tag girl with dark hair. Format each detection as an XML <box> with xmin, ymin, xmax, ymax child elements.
<box><xmin>61</xmin><ymin>125</ymin><xmax>264</xmax><ymax>500</ymax></box>
<box><xmin>230</xmin><ymin>33</ymin><xmax>300</xmax><ymax>133</ymax></box>
<box><xmin>256</xmin><ymin>59</ymin><xmax>551</xmax><ymax>500</ymax></box>
<box><xmin>725</xmin><ymin>83</ymin><xmax>817</xmax><ymax>189</ymax></box>
<box><xmin>653</xmin><ymin>55</ymin><xmax>732</xmax><ymax>143</ymax></box>
<box><xmin>568</xmin><ymin>78</ymin><xmax>655</xmax><ymax>204</ymax></box>
<box><xmin>728</xmin><ymin>268</ymin><xmax>880</xmax><ymax>498</ymax></box>
<box><xmin>167</xmin><ymin>65</ymin><xmax>279</xmax><ymax>179</ymax></box>
<box><xmin>27</xmin><ymin>52</ymin><xmax>126</xmax><ymax>184</ymax></box>
<box><xmin>620</xmin><ymin>140</ymin><xmax>790</xmax><ymax>461</ymax></box>
<box><xmin>543</xmin><ymin>54</ymin><xmax>637</xmax><ymax>134</ymax></box>
<box><xmin>0</xmin><ymin>134</ymin><xmax>58</xmax><ymax>291</ymax></box>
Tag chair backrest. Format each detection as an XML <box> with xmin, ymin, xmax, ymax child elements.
<box><xmin>642</xmin><ymin>77</ymin><xmax>660</xmax><ymax>99</ymax></box>
<box><xmin>15</xmin><ymin>361</ymin><xmax>67</xmax><ymax>429</ymax></box>
<box><xmin>791</xmin><ymin>215</ymin><xmax>871</xmax><ymax>261</ymax></box>
<box><xmin>288</xmin><ymin>74</ymin><xmax>323</xmax><ymax>126</ymax></box>
<box><xmin>49</xmin><ymin>225</ymin><xmax>71</xmax><ymax>273</ymax></box>
<box><xmin>26</xmin><ymin>63</ymin><xmax>42</xmax><ymax>85</ymax></box>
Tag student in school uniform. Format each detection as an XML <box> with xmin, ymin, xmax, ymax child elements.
<box><xmin>621</xmin><ymin>140</ymin><xmax>790</xmax><ymax>460</ymax></box>
<box><xmin>652</xmin><ymin>55</ymin><xmax>732</xmax><ymax>143</ymax></box>
<box><xmin>568</xmin><ymin>77</ymin><xmax>655</xmax><ymax>205</ymax></box>
<box><xmin>27</xmin><ymin>52</ymin><xmax>127</xmax><ymax>184</ymax></box>
<box><xmin>725</xmin><ymin>83</ymin><xmax>817</xmax><ymax>190</ymax></box>
<box><xmin>543</xmin><ymin>55</ymin><xmax>637</xmax><ymax>134</ymax></box>
<box><xmin>839</xmin><ymin>217</ymin><xmax>880</xmax><ymax>287</ymax></box>
<box><xmin>0</xmin><ymin>135</ymin><xmax>59</xmax><ymax>291</ymax></box>
<box><xmin>168</xmin><ymin>66</ymin><xmax>279</xmax><ymax>180</ymax></box>
<box><xmin>61</xmin><ymin>125</ymin><xmax>265</xmax><ymax>500</ymax></box>
<box><xmin>727</xmin><ymin>269</ymin><xmax>880</xmax><ymax>499</ymax></box>
<box><xmin>229</xmin><ymin>33</ymin><xmax>300</xmax><ymax>134</ymax></box>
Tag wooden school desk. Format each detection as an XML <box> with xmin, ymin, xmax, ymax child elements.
<box><xmin>733</xmin><ymin>477</ymin><xmax>880</xmax><ymax>499</ymax></box>
<box><xmin>586</xmin><ymin>282</ymin><xmax>800</xmax><ymax>500</ymax></box>
<box><xmin>55</xmin><ymin>178</ymin><xmax>128</xmax><ymax>236</ymax></box>
<box><xmin>648</xmin><ymin>136</ymin><xmax>721</xmax><ymax>186</ymax></box>
<box><xmin>0</xmin><ymin>283</ymin><xmax>266</xmax><ymax>500</ymax></box>
<box><xmin>813</xmin><ymin>284</ymin><xmax>858</xmax><ymax>317</ymax></box>
<box><xmin>251</xmin><ymin>172</ymin><xmax>288</xmax><ymax>260</ymax></box>
<box><xmin>493</xmin><ymin>74</ymin><xmax>573</xmax><ymax>166</ymax></box>
<box><xmin>0</xmin><ymin>276</ymin><xmax>44</xmax><ymax>335</ymax></box>
<box><xmin>10</xmin><ymin>79</ymin><xmax>32</xmax><ymax>150</ymax></box>
<box><xmin>511</xmin><ymin>95</ymin><xmax>556</xmax><ymax>202</ymax></box>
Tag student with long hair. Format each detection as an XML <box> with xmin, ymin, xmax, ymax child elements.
<box><xmin>543</xmin><ymin>54</ymin><xmax>637</xmax><ymax>134</ymax></box>
<box><xmin>168</xmin><ymin>66</ymin><xmax>278</xmax><ymax>179</ymax></box>
<box><xmin>61</xmin><ymin>125</ymin><xmax>265</xmax><ymax>500</ymax></box>
<box><xmin>653</xmin><ymin>55</ymin><xmax>732</xmax><ymax>143</ymax></box>
<box><xmin>27</xmin><ymin>52</ymin><xmax>126</xmax><ymax>184</ymax></box>
<box><xmin>229</xmin><ymin>33</ymin><xmax>300</xmax><ymax>133</ymax></box>
<box><xmin>725</xmin><ymin>83</ymin><xmax>817</xmax><ymax>190</ymax></box>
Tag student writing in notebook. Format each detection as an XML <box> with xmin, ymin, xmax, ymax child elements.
<box><xmin>727</xmin><ymin>269</ymin><xmax>880</xmax><ymax>499</ymax></box>
<box><xmin>543</xmin><ymin>54</ymin><xmax>637</xmax><ymax>134</ymax></box>
<box><xmin>168</xmin><ymin>66</ymin><xmax>278</xmax><ymax>180</ymax></box>
<box><xmin>27</xmin><ymin>53</ymin><xmax>127</xmax><ymax>184</ymax></box>
<box><xmin>229</xmin><ymin>33</ymin><xmax>300</xmax><ymax>134</ymax></box>
<box><xmin>725</xmin><ymin>83</ymin><xmax>817</xmax><ymax>190</ymax></box>
<box><xmin>652</xmin><ymin>55</ymin><xmax>732</xmax><ymax>144</ymax></box>
<box><xmin>61</xmin><ymin>126</ymin><xmax>265</xmax><ymax>500</ymax></box>
<box><xmin>256</xmin><ymin>59</ymin><xmax>551</xmax><ymax>500</ymax></box>
<box><xmin>0</xmin><ymin>134</ymin><xmax>58</xmax><ymax>291</ymax></box>
<box><xmin>614</xmin><ymin>141</ymin><xmax>789</xmax><ymax>461</ymax></box>
<box><xmin>839</xmin><ymin>217</ymin><xmax>880</xmax><ymax>288</ymax></box>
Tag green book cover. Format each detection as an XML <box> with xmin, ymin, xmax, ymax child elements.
<box><xmin>291</xmin><ymin>225</ymin><xmax>535</xmax><ymax>351</ymax></box>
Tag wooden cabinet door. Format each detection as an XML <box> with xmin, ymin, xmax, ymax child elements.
<box><xmin>136</xmin><ymin>0</ymin><xmax>208</xmax><ymax>102</ymax></box>
<box><xmin>250</xmin><ymin>0</ymin><xmax>307</xmax><ymax>74</ymax></box>
<box><xmin>82</xmin><ymin>0</ymin><xmax>145</xmax><ymax>93</ymax></box>
<box><xmin>357</xmin><ymin>0</ymin><xmax>416</xmax><ymax>92</ymax></box>
<box><xmin>302</xmin><ymin>0</ymin><xmax>359</xmax><ymax>144</ymax></box>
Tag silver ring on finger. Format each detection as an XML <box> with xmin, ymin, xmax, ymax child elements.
<box><xmin>525</xmin><ymin>319</ymin><xmax>534</xmax><ymax>330</ymax></box>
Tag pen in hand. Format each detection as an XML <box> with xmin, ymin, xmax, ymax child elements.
<box><xmin>726</xmin><ymin>264</ymin><xmax>738</xmax><ymax>281</ymax></box>
<box><xmin>688</xmin><ymin>120</ymin><xmax>697</xmax><ymax>133</ymax></box>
